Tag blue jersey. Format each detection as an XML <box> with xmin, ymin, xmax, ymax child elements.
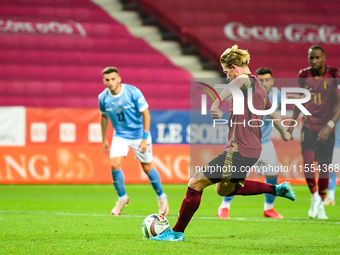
<box><xmin>98</xmin><ymin>84</ymin><xmax>149</xmax><ymax>139</ymax></box>
<box><xmin>261</xmin><ymin>88</ymin><xmax>281</xmax><ymax>144</ymax></box>
<box><xmin>335</xmin><ymin>119</ymin><xmax>340</xmax><ymax>148</ymax></box>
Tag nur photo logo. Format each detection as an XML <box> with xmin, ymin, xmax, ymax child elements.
<box><xmin>196</xmin><ymin>82</ymin><xmax>223</xmax><ymax>115</ymax></box>
<box><xmin>196</xmin><ymin>81</ymin><xmax>312</xmax><ymax>128</ymax></box>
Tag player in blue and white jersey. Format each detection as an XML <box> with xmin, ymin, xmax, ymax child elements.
<box><xmin>218</xmin><ymin>67</ymin><xmax>284</xmax><ymax>219</ymax></box>
<box><xmin>99</xmin><ymin>67</ymin><xmax>169</xmax><ymax>216</ymax></box>
<box><xmin>325</xmin><ymin>118</ymin><xmax>340</xmax><ymax>206</ymax></box>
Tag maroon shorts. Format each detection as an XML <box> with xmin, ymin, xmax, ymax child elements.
<box><xmin>202</xmin><ymin>150</ymin><xmax>258</xmax><ymax>184</ymax></box>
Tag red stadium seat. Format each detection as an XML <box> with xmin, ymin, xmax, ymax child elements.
<box><xmin>132</xmin><ymin>0</ymin><xmax>340</xmax><ymax>79</ymax></box>
<box><xmin>0</xmin><ymin>0</ymin><xmax>192</xmax><ymax>109</ymax></box>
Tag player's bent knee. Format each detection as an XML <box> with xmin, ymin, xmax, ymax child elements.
<box><xmin>110</xmin><ymin>161</ymin><xmax>122</xmax><ymax>170</ymax></box>
<box><xmin>141</xmin><ymin>162</ymin><xmax>153</xmax><ymax>173</ymax></box>
<box><xmin>192</xmin><ymin>170</ymin><xmax>206</xmax><ymax>179</ymax></box>
<box><xmin>188</xmin><ymin>178</ymin><xmax>198</xmax><ymax>188</ymax></box>
<box><xmin>188</xmin><ymin>172</ymin><xmax>213</xmax><ymax>191</ymax></box>
<box><xmin>216</xmin><ymin>182</ymin><xmax>236</xmax><ymax>196</ymax></box>
<box><xmin>110</xmin><ymin>156</ymin><xmax>124</xmax><ymax>170</ymax></box>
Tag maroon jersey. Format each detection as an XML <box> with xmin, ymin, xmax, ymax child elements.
<box><xmin>298</xmin><ymin>65</ymin><xmax>340</xmax><ymax>132</ymax></box>
<box><xmin>226</xmin><ymin>74</ymin><xmax>272</xmax><ymax>158</ymax></box>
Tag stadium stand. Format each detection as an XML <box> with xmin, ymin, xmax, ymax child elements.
<box><xmin>128</xmin><ymin>0</ymin><xmax>340</xmax><ymax>79</ymax></box>
<box><xmin>0</xmin><ymin>0</ymin><xmax>192</xmax><ymax>109</ymax></box>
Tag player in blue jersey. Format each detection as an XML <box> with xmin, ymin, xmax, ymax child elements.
<box><xmin>325</xmin><ymin>118</ymin><xmax>340</xmax><ymax>206</ymax></box>
<box><xmin>218</xmin><ymin>67</ymin><xmax>286</xmax><ymax>219</ymax></box>
<box><xmin>98</xmin><ymin>67</ymin><xmax>169</xmax><ymax>216</ymax></box>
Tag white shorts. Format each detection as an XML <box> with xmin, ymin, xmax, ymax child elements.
<box><xmin>254</xmin><ymin>140</ymin><xmax>279</xmax><ymax>177</ymax></box>
<box><xmin>109</xmin><ymin>135</ymin><xmax>153</xmax><ymax>163</ymax></box>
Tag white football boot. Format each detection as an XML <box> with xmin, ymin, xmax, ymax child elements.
<box><xmin>317</xmin><ymin>202</ymin><xmax>328</xmax><ymax>219</ymax></box>
<box><xmin>308</xmin><ymin>195</ymin><xmax>322</xmax><ymax>219</ymax></box>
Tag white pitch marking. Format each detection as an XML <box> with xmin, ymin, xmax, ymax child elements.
<box><xmin>0</xmin><ymin>210</ymin><xmax>339</xmax><ymax>225</ymax></box>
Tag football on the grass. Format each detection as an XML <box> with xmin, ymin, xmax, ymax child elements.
<box><xmin>142</xmin><ymin>214</ymin><xmax>170</xmax><ymax>239</ymax></box>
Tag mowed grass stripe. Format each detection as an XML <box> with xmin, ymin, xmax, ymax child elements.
<box><xmin>1</xmin><ymin>210</ymin><xmax>339</xmax><ymax>225</ymax></box>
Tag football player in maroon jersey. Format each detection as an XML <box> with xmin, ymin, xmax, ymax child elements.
<box><xmin>287</xmin><ymin>45</ymin><xmax>340</xmax><ymax>219</ymax></box>
<box><xmin>151</xmin><ymin>45</ymin><xmax>294</xmax><ymax>241</ymax></box>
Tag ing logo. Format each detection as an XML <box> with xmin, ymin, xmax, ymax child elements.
<box><xmin>196</xmin><ymin>82</ymin><xmax>222</xmax><ymax>115</ymax></box>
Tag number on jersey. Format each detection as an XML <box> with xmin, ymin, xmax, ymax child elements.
<box><xmin>116</xmin><ymin>112</ymin><xmax>126</xmax><ymax>121</ymax></box>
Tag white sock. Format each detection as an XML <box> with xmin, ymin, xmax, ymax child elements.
<box><xmin>327</xmin><ymin>189</ymin><xmax>335</xmax><ymax>200</ymax></box>
<box><xmin>157</xmin><ymin>193</ymin><xmax>167</xmax><ymax>201</ymax></box>
<box><xmin>118</xmin><ymin>194</ymin><xmax>129</xmax><ymax>202</ymax></box>
<box><xmin>312</xmin><ymin>192</ymin><xmax>319</xmax><ymax>200</ymax></box>
<box><xmin>220</xmin><ymin>201</ymin><xmax>231</xmax><ymax>209</ymax></box>
<box><xmin>264</xmin><ymin>203</ymin><xmax>274</xmax><ymax>211</ymax></box>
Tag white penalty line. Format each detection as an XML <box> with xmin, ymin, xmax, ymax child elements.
<box><xmin>0</xmin><ymin>210</ymin><xmax>339</xmax><ymax>225</ymax></box>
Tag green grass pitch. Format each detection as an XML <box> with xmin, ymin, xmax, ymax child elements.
<box><xmin>0</xmin><ymin>184</ymin><xmax>339</xmax><ymax>254</ymax></box>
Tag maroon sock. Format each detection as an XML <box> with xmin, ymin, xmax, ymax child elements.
<box><xmin>302</xmin><ymin>150</ymin><xmax>317</xmax><ymax>194</ymax></box>
<box><xmin>228</xmin><ymin>180</ymin><xmax>276</xmax><ymax>196</ymax></box>
<box><xmin>172</xmin><ymin>187</ymin><xmax>202</xmax><ymax>233</ymax></box>
<box><xmin>318</xmin><ymin>165</ymin><xmax>329</xmax><ymax>201</ymax></box>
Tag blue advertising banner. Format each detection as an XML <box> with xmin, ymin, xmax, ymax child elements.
<box><xmin>150</xmin><ymin>110</ymin><xmax>229</xmax><ymax>145</ymax></box>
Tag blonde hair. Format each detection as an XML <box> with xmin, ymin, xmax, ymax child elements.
<box><xmin>220</xmin><ymin>44</ymin><xmax>250</xmax><ymax>68</ymax></box>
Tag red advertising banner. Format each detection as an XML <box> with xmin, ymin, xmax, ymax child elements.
<box><xmin>0</xmin><ymin>107</ymin><xmax>333</xmax><ymax>185</ymax></box>
<box><xmin>0</xmin><ymin>142</ymin><xmax>309</xmax><ymax>185</ymax></box>
<box><xmin>0</xmin><ymin>145</ymin><xmax>190</xmax><ymax>184</ymax></box>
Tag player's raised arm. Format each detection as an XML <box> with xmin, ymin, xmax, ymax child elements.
<box><xmin>266</xmin><ymin>111</ymin><xmax>291</xmax><ymax>142</ymax></box>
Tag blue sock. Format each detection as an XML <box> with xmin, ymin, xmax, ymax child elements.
<box><xmin>111</xmin><ymin>169</ymin><xmax>126</xmax><ymax>197</ymax></box>
<box><xmin>223</xmin><ymin>196</ymin><xmax>234</xmax><ymax>203</ymax></box>
<box><xmin>147</xmin><ymin>168</ymin><xmax>164</xmax><ymax>196</ymax></box>
<box><xmin>265</xmin><ymin>178</ymin><xmax>278</xmax><ymax>204</ymax></box>
<box><xmin>328</xmin><ymin>171</ymin><xmax>337</xmax><ymax>191</ymax></box>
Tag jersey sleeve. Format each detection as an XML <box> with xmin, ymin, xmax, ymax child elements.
<box><xmin>134</xmin><ymin>88</ymin><xmax>149</xmax><ymax>112</ymax></box>
<box><xmin>98</xmin><ymin>94</ymin><xmax>107</xmax><ymax>114</ymax></box>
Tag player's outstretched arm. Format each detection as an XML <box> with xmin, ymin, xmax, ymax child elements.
<box><xmin>266</xmin><ymin>111</ymin><xmax>291</xmax><ymax>142</ymax></box>
<box><xmin>100</xmin><ymin>114</ymin><xmax>110</xmax><ymax>154</ymax></box>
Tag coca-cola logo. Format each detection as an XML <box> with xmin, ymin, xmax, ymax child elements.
<box><xmin>224</xmin><ymin>22</ymin><xmax>340</xmax><ymax>44</ymax></box>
